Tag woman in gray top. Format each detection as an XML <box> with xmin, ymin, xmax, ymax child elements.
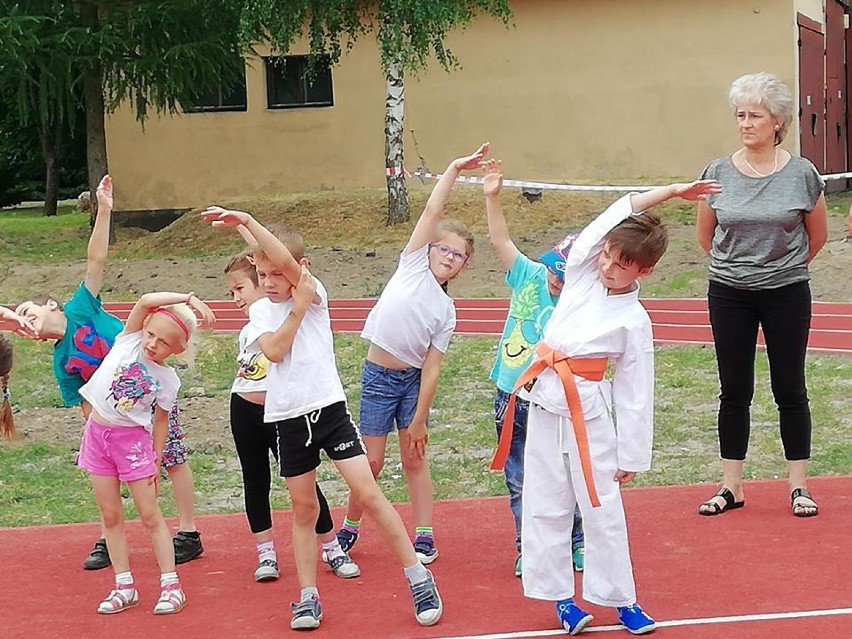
<box><xmin>696</xmin><ymin>72</ymin><xmax>827</xmax><ymax>518</ymax></box>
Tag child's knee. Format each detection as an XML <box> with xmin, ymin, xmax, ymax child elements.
<box><xmin>138</xmin><ymin>507</ymin><xmax>164</xmax><ymax>533</ymax></box>
<box><xmin>351</xmin><ymin>483</ymin><xmax>384</xmax><ymax>514</ymax></box>
<box><xmin>400</xmin><ymin>451</ymin><xmax>426</xmax><ymax>472</ymax></box>
<box><xmin>368</xmin><ymin>457</ymin><xmax>384</xmax><ymax>478</ymax></box>
<box><xmin>100</xmin><ymin>505</ymin><xmax>124</xmax><ymax>529</ymax></box>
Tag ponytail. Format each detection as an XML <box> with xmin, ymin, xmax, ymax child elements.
<box><xmin>0</xmin><ymin>336</ymin><xmax>15</xmax><ymax>439</ymax></box>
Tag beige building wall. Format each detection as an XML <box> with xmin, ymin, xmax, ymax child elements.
<box><xmin>106</xmin><ymin>0</ymin><xmax>798</xmax><ymax>211</ymax></box>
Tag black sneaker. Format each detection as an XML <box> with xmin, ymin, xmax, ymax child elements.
<box><xmin>83</xmin><ymin>538</ymin><xmax>111</xmax><ymax>571</ymax></box>
<box><xmin>173</xmin><ymin>531</ymin><xmax>204</xmax><ymax>564</ymax></box>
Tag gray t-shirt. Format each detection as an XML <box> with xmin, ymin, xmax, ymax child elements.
<box><xmin>699</xmin><ymin>155</ymin><xmax>824</xmax><ymax>290</ymax></box>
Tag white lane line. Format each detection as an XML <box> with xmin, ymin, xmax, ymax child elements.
<box><xmin>423</xmin><ymin>607</ymin><xmax>852</xmax><ymax>639</ymax></box>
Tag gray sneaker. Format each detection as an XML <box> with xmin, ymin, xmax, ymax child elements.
<box><xmin>254</xmin><ymin>558</ymin><xmax>279</xmax><ymax>582</ymax></box>
<box><xmin>327</xmin><ymin>552</ymin><xmax>360</xmax><ymax>579</ymax></box>
<box><xmin>409</xmin><ymin>570</ymin><xmax>443</xmax><ymax>626</ymax></box>
<box><xmin>290</xmin><ymin>595</ymin><xmax>323</xmax><ymax>630</ymax></box>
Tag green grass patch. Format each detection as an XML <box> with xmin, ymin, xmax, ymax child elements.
<box><xmin>3</xmin><ymin>334</ymin><xmax>852</xmax><ymax>527</ymax></box>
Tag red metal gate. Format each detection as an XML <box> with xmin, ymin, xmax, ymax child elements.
<box><xmin>826</xmin><ymin>0</ymin><xmax>847</xmax><ymax>176</ymax></box>
<box><xmin>798</xmin><ymin>14</ymin><xmax>826</xmax><ymax>172</ymax></box>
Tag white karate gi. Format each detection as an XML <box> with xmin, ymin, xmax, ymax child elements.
<box><xmin>522</xmin><ymin>194</ymin><xmax>655</xmax><ymax>607</ymax></box>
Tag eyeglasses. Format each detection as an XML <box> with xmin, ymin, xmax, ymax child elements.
<box><xmin>429</xmin><ymin>243</ymin><xmax>469</xmax><ymax>264</ymax></box>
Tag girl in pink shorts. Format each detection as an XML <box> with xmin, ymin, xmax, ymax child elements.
<box><xmin>77</xmin><ymin>291</ymin><xmax>213</xmax><ymax>615</ymax></box>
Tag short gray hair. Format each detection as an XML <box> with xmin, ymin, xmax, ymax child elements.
<box><xmin>728</xmin><ymin>72</ymin><xmax>794</xmax><ymax>144</ymax></box>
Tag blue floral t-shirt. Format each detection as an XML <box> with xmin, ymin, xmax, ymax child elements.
<box><xmin>490</xmin><ymin>253</ymin><xmax>558</xmax><ymax>394</ymax></box>
<box><xmin>54</xmin><ymin>283</ymin><xmax>124</xmax><ymax>406</ymax></box>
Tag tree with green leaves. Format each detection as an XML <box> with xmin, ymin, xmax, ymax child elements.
<box><xmin>1</xmin><ymin>0</ymin><xmax>247</xmax><ymax>225</ymax></box>
<box><xmin>240</xmin><ymin>1</ymin><xmax>513</xmax><ymax>224</ymax></box>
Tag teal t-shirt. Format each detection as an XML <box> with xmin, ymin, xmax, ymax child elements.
<box><xmin>53</xmin><ymin>283</ymin><xmax>124</xmax><ymax>406</ymax></box>
<box><xmin>490</xmin><ymin>253</ymin><xmax>558</xmax><ymax>394</ymax></box>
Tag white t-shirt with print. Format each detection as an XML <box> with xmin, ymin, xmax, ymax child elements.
<box><xmin>79</xmin><ymin>330</ymin><xmax>181</xmax><ymax>430</ymax></box>
<box><xmin>248</xmin><ymin>278</ymin><xmax>346</xmax><ymax>422</ymax></box>
<box><xmin>231</xmin><ymin>301</ymin><xmax>270</xmax><ymax>395</ymax></box>
<box><xmin>361</xmin><ymin>245</ymin><xmax>456</xmax><ymax>368</ymax></box>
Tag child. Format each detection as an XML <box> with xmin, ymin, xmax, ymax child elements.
<box><xmin>336</xmin><ymin>143</ymin><xmax>488</xmax><ymax>565</ymax></box>
<box><xmin>202</xmin><ymin>207</ymin><xmax>443</xmax><ymax>630</ymax></box>
<box><xmin>516</xmin><ymin>180</ymin><xmax>720</xmax><ymax>635</ymax></box>
<box><xmin>14</xmin><ymin>176</ymin><xmax>205</xmax><ymax>569</ymax></box>
<box><xmin>482</xmin><ymin>159</ymin><xmax>584</xmax><ymax>578</ymax></box>
<box><xmin>224</xmin><ymin>252</ymin><xmax>359</xmax><ymax>582</ymax></box>
<box><xmin>76</xmin><ymin>290</ymin><xmax>212</xmax><ymax>614</ymax></box>
<box><xmin>0</xmin><ymin>333</ymin><xmax>15</xmax><ymax>439</ymax></box>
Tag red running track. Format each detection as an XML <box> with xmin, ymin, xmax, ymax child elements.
<box><xmin>2</xmin><ymin>477</ymin><xmax>851</xmax><ymax>638</ymax></box>
<box><xmin>95</xmin><ymin>297</ymin><xmax>852</xmax><ymax>355</ymax></box>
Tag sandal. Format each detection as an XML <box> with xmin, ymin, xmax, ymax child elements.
<box><xmin>153</xmin><ymin>583</ymin><xmax>187</xmax><ymax>615</ymax></box>
<box><xmin>698</xmin><ymin>487</ymin><xmax>745</xmax><ymax>516</ymax></box>
<box><xmin>97</xmin><ymin>584</ymin><xmax>139</xmax><ymax>614</ymax></box>
<box><xmin>791</xmin><ymin>487</ymin><xmax>819</xmax><ymax>518</ymax></box>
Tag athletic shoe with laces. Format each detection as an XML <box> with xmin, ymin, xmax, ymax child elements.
<box><xmin>327</xmin><ymin>552</ymin><xmax>360</xmax><ymax>579</ymax></box>
<box><xmin>573</xmin><ymin>547</ymin><xmax>585</xmax><ymax>572</ymax></box>
<box><xmin>336</xmin><ymin>528</ymin><xmax>359</xmax><ymax>553</ymax></box>
<box><xmin>413</xmin><ymin>534</ymin><xmax>439</xmax><ymax>564</ymax></box>
<box><xmin>83</xmin><ymin>538</ymin><xmax>111</xmax><ymax>571</ymax></box>
<box><xmin>409</xmin><ymin>569</ymin><xmax>443</xmax><ymax>626</ymax></box>
<box><xmin>617</xmin><ymin>604</ymin><xmax>656</xmax><ymax>635</ymax></box>
<box><xmin>290</xmin><ymin>595</ymin><xmax>323</xmax><ymax>630</ymax></box>
<box><xmin>514</xmin><ymin>552</ymin><xmax>523</xmax><ymax>578</ymax></box>
<box><xmin>254</xmin><ymin>558</ymin><xmax>280</xmax><ymax>582</ymax></box>
<box><xmin>173</xmin><ymin>531</ymin><xmax>204</xmax><ymax>564</ymax></box>
<box><xmin>556</xmin><ymin>598</ymin><xmax>594</xmax><ymax>635</ymax></box>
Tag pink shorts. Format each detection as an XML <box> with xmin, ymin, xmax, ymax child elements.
<box><xmin>77</xmin><ymin>417</ymin><xmax>158</xmax><ymax>483</ymax></box>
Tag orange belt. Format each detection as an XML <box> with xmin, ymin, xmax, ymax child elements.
<box><xmin>490</xmin><ymin>343</ymin><xmax>608</xmax><ymax>508</ymax></box>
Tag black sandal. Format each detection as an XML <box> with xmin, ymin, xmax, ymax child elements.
<box><xmin>791</xmin><ymin>487</ymin><xmax>819</xmax><ymax>518</ymax></box>
<box><xmin>698</xmin><ymin>487</ymin><xmax>745</xmax><ymax>516</ymax></box>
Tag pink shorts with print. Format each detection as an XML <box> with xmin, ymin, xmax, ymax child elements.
<box><xmin>77</xmin><ymin>417</ymin><xmax>158</xmax><ymax>483</ymax></box>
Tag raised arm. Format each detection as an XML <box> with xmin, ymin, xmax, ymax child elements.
<box><xmin>483</xmin><ymin>159</ymin><xmax>519</xmax><ymax>270</ymax></box>
<box><xmin>125</xmin><ymin>292</ymin><xmax>213</xmax><ymax>334</ymax></box>
<box><xmin>405</xmin><ymin>143</ymin><xmax>489</xmax><ymax>255</ymax></box>
<box><xmin>256</xmin><ymin>266</ymin><xmax>315</xmax><ymax>362</ymax></box>
<box><xmin>84</xmin><ymin>175</ymin><xmax>113</xmax><ymax>297</ymax></box>
<box><xmin>201</xmin><ymin>207</ymin><xmax>300</xmax><ymax>286</ymax></box>
<box><xmin>804</xmin><ymin>194</ymin><xmax>828</xmax><ymax>263</ymax></box>
<box><xmin>628</xmin><ymin>179</ymin><xmax>721</xmax><ymax>214</ymax></box>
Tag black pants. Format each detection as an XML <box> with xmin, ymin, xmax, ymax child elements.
<box><xmin>229</xmin><ymin>393</ymin><xmax>333</xmax><ymax>534</ymax></box>
<box><xmin>708</xmin><ymin>280</ymin><xmax>812</xmax><ymax>461</ymax></box>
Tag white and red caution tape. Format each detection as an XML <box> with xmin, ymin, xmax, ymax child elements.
<box><xmin>386</xmin><ymin>167</ymin><xmax>852</xmax><ymax>193</ymax></box>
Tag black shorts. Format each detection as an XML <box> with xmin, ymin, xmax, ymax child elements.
<box><xmin>274</xmin><ymin>401</ymin><xmax>366</xmax><ymax>478</ymax></box>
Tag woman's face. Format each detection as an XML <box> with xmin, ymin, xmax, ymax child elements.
<box><xmin>735</xmin><ymin>102</ymin><xmax>778</xmax><ymax>149</ymax></box>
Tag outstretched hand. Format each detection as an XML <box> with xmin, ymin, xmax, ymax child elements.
<box><xmin>451</xmin><ymin>142</ymin><xmax>490</xmax><ymax>172</ymax></box>
<box><xmin>482</xmin><ymin>159</ymin><xmax>503</xmax><ymax>198</ymax></box>
<box><xmin>95</xmin><ymin>174</ymin><xmax>113</xmax><ymax>211</ymax></box>
<box><xmin>0</xmin><ymin>307</ymin><xmax>37</xmax><ymax>338</ymax></box>
<box><xmin>200</xmin><ymin>206</ymin><xmax>252</xmax><ymax>228</ymax></box>
<box><xmin>670</xmin><ymin>179</ymin><xmax>722</xmax><ymax>201</ymax></box>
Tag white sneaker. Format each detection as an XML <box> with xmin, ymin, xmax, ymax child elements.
<box><xmin>254</xmin><ymin>558</ymin><xmax>280</xmax><ymax>582</ymax></box>
<box><xmin>327</xmin><ymin>551</ymin><xmax>361</xmax><ymax>579</ymax></box>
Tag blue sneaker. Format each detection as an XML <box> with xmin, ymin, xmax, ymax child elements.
<box><xmin>336</xmin><ymin>528</ymin><xmax>359</xmax><ymax>553</ymax></box>
<box><xmin>556</xmin><ymin>598</ymin><xmax>593</xmax><ymax>635</ymax></box>
<box><xmin>290</xmin><ymin>595</ymin><xmax>322</xmax><ymax>630</ymax></box>
<box><xmin>409</xmin><ymin>569</ymin><xmax>443</xmax><ymax>626</ymax></box>
<box><xmin>617</xmin><ymin>604</ymin><xmax>656</xmax><ymax>635</ymax></box>
<box><xmin>413</xmin><ymin>535</ymin><xmax>439</xmax><ymax>565</ymax></box>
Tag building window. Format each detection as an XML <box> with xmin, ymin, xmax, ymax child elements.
<box><xmin>265</xmin><ymin>55</ymin><xmax>334</xmax><ymax>109</ymax></box>
<box><xmin>184</xmin><ymin>73</ymin><xmax>248</xmax><ymax>113</ymax></box>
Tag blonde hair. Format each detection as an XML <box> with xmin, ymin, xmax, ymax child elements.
<box><xmin>253</xmin><ymin>224</ymin><xmax>305</xmax><ymax>263</ymax></box>
<box><xmin>437</xmin><ymin>219</ymin><xmax>475</xmax><ymax>259</ymax></box>
<box><xmin>729</xmin><ymin>72</ymin><xmax>794</xmax><ymax>145</ymax></box>
<box><xmin>0</xmin><ymin>335</ymin><xmax>16</xmax><ymax>440</ymax></box>
<box><xmin>154</xmin><ymin>303</ymin><xmax>199</xmax><ymax>366</ymax></box>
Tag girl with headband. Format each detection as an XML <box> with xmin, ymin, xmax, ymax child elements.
<box><xmin>76</xmin><ymin>291</ymin><xmax>212</xmax><ymax>616</ymax></box>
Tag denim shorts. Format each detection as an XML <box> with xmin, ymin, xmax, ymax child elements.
<box><xmin>359</xmin><ymin>360</ymin><xmax>422</xmax><ymax>437</ymax></box>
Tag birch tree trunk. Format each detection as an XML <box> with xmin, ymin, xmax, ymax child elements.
<box><xmin>384</xmin><ymin>63</ymin><xmax>410</xmax><ymax>226</ymax></box>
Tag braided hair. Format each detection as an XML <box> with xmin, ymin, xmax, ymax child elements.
<box><xmin>0</xmin><ymin>334</ymin><xmax>15</xmax><ymax>439</ymax></box>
